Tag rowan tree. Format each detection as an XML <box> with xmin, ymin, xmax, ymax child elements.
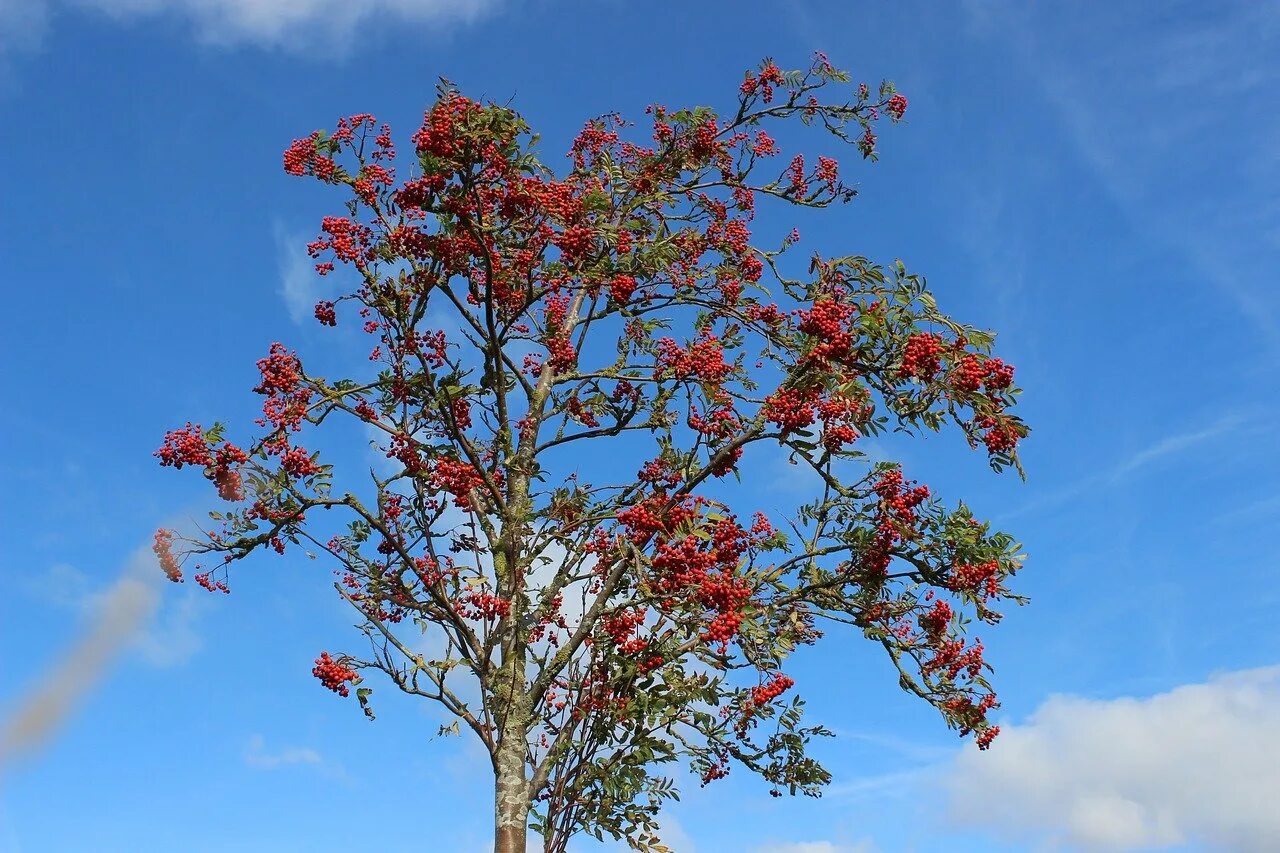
<box><xmin>155</xmin><ymin>55</ymin><xmax>1028</xmax><ymax>853</ymax></box>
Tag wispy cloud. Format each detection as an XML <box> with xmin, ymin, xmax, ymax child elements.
<box><xmin>276</xmin><ymin>223</ymin><xmax>320</xmax><ymax>326</ymax></box>
<box><xmin>755</xmin><ymin>842</ymin><xmax>877</xmax><ymax>853</ymax></box>
<box><xmin>1110</xmin><ymin>414</ymin><xmax>1246</xmax><ymax>479</ymax></box>
<box><xmin>827</xmin><ymin>766</ymin><xmax>936</xmax><ymax>802</ymax></box>
<box><xmin>243</xmin><ymin>733</ymin><xmax>323</xmax><ymax>770</ymax></box>
<box><xmin>963</xmin><ymin>2</ymin><xmax>1280</xmax><ymax>347</ymax></box>
<box><xmin>2</xmin><ymin>0</ymin><xmax>497</xmax><ymax>57</ymax></box>
<box><xmin>942</xmin><ymin>666</ymin><xmax>1280</xmax><ymax>851</ymax></box>
<box><xmin>998</xmin><ymin>412</ymin><xmax>1253</xmax><ymax>521</ymax></box>
<box><xmin>0</xmin><ymin>0</ymin><xmax>47</xmax><ymax>56</ymax></box>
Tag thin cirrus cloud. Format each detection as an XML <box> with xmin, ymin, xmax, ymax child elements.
<box><xmin>755</xmin><ymin>843</ymin><xmax>877</xmax><ymax>853</ymax></box>
<box><xmin>0</xmin><ymin>0</ymin><xmax>498</xmax><ymax>56</ymax></box>
<box><xmin>243</xmin><ymin>733</ymin><xmax>322</xmax><ymax>770</ymax></box>
<box><xmin>943</xmin><ymin>666</ymin><xmax>1280</xmax><ymax>851</ymax></box>
<box><xmin>995</xmin><ymin>411</ymin><xmax>1254</xmax><ymax>523</ymax></box>
<box><xmin>961</xmin><ymin>1</ymin><xmax>1280</xmax><ymax>348</ymax></box>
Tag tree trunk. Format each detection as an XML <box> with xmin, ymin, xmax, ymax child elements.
<box><xmin>494</xmin><ymin>734</ymin><xmax>531</xmax><ymax>853</ymax></box>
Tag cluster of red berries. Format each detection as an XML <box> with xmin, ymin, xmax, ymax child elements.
<box><xmin>560</xmin><ymin>395</ymin><xmax>596</xmax><ymax>427</ymax></box>
<box><xmin>313</xmin><ymin>652</ymin><xmax>358</xmax><ymax>697</ymax></box>
<box><xmin>816</xmin><ymin>156</ymin><xmax>839</xmax><ymax>184</ymax></box>
<box><xmin>687</xmin><ymin>404</ymin><xmax>740</xmax><ymax>440</ymax></box>
<box><xmin>282</xmin><ymin>132</ymin><xmax>324</xmax><ymax>178</ymax></box>
<box><xmin>748</xmin><ymin>673</ymin><xmax>795</xmax><ymax>709</ymax></box>
<box><xmin>153</xmin><ymin>529</ymin><xmax>183</xmax><ymax>583</ymax></box>
<box><xmin>886</xmin><ymin>93</ymin><xmax>908</xmax><ymax>121</ymax></box>
<box><xmin>210</xmin><ymin>443</ymin><xmax>248</xmax><ymax>501</ymax></box>
<box><xmin>797</xmin><ymin>298</ymin><xmax>858</xmax><ymax>365</ymax></box>
<box><xmin>701</xmin><ymin>755</ymin><xmax>730</xmax><ymax>785</ymax></box>
<box><xmin>874</xmin><ymin>469</ymin><xmax>931</xmax><ymax>522</ymax></box>
<box><xmin>787</xmin><ymin>154</ymin><xmax>808</xmax><ymax>195</ymax></box>
<box><xmin>386</xmin><ymin>432</ymin><xmax>426</xmax><ymax>476</ymax></box>
<box><xmin>280</xmin><ymin>446</ymin><xmax>320</xmax><ymax>479</ymax></box>
<box><xmin>449</xmin><ymin>398</ymin><xmax>473</xmax><ymax>430</ymax></box>
<box><xmin>553</xmin><ymin>224</ymin><xmax>596</xmax><ymax>264</ymax></box>
<box><xmin>254</xmin><ymin>343</ymin><xmax>303</xmax><ymax>396</ymax></box>
<box><xmin>705</xmin><ymin>445</ymin><xmax>743</xmax><ymax>478</ymax></box>
<box><xmin>616</xmin><ymin>495</ymin><xmax>700</xmax><ymax>541</ymax></box>
<box><xmin>818</xmin><ymin>392</ymin><xmax>871</xmax><ymax>450</ymax></box>
<box><xmin>763</xmin><ymin>386</ymin><xmax>818</xmax><ymax>433</ymax></box>
<box><xmin>715</xmin><ymin>218</ymin><xmax>751</xmax><ymax>257</ymax></box>
<box><xmin>459</xmin><ymin>591</ymin><xmax>512</xmax><ymax>621</ymax></box>
<box><xmin>948</xmin><ymin>559</ymin><xmax>1001</xmax><ymax>600</ymax></box>
<box><xmin>194</xmin><ymin>572</ymin><xmax>230</xmax><ymax>594</ymax></box>
<box><xmin>411</xmin><ymin>94</ymin><xmax>483</xmax><ymax>160</ymax></box>
<box><xmin>609</xmin><ymin>274</ymin><xmax>637</xmax><ymax>305</ymax></box>
<box><xmin>601</xmin><ymin>608</ymin><xmax>648</xmax><ymax>654</ymax></box>
<box><xmin>951</xmin><ymin>354</ymin><xmax>987</xmax><ymax>394</ymax></box>
<box><xmin>741</xmin><ymin>61</ymin><xmax>787</xmax><ymax>102</ymax></box>
<box><xmin>310</xmin><ymin>216</ymin><xmax>373</xmax><ymax>268</ymax></box>
<box><xmin>900</xmin><ymin>333</ymin><xmax>943</xmax><ymax>380</ymax></box>
<box><xmin>314</xmin><ymin>301</ymin><xmax>337</xmax><ymax>326</ymax></box>
<box><xmin>917</xmin><ymin>598</ymin><xmax>954</xmax><ymax>641</ymax></box>
<box><xmin>751</xmin><ymin>130</ymin><xmax>778</xmax><ymax>157</ymax></box>
<box><xmin>861</xmin><ymin>469</ymin><xmax>931</xmax><ymax>575</ymax></box>
<box><xmin>655</xmin><ymin>335</ymin><xmax>731</xmax><ymax>384</ymax></box>
<box><xmin>569</xmin><ymin>118</ymin><xmax>622</xmax><ymax>170</ymax></box>
<box><xmin>638</xmin><ymin>458</ymin><xmax>683</xmax><ymax>490</ymax></box>
<box><xmin>745</xmin><ymin>302</ymin><xmax>786</xmax><ymax>327</ymax></box>
<box><xmin>544</xmin><ymin>335</ymin><xmax>577</xmax><ymax>373</ymax></box>
<box><xmin>430</xmin><ymin>458</ymin><xmax>489</xmax><ymax>510</ymax></box>
<box><xmin>352</xmin><ymin>163</ymin><xmax>394</xmax><ymax>205</ymax></box>
<box><xmin>394</xmin><ymin>174</ymin><xmax>447</xmax><ymax>210</ymax></box>
<box><xmin>922</xmin><ymin>637</ymin><xmax>987</xmax><ymax>682</ymax></box>
<box><xmin>984</xmin><ymin>358</ymin><xmax>1015</xmax><ymax>390</ymax></box>
<box><xmin>974</xmin><ymin>415</ymin><xmax>1019</xmax><ymax>454</ymax></box>
<box><xmin>155</xmin><ymin>423</ymin><xmax>211</xmax><ymax>469</ymax></box>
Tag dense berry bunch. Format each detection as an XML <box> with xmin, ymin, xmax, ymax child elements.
<box><xmin>748</xmin><ymin>673</ymin><xmax>795</xmax><ymax>710</ymax></box>
<box><xmin>312</xmin><ymin>652</ymin><xmax>358</xmax><ymax>696</ymax></box>
<box><xmin>460</xmin><ymin>591</ymin><xmax>513</xmax><ymax>621</ymax></box>
<box><xmin>154</xmin><ymin>423</ymin><xmax>211</xmax><ymax>469</ymax></box>
<box><xmin>797</xmin><ymin>298</ymin><xmax>858</xmax><ymax>365</ymax></box>
<box><xmin>949</xmin><ymin>559</ymin><xmax>1001</xmax><ymax>600</ymax></box>
<box><xmin>900</xmin><ymin>332</ymin><xmax>943</xmax><ymax>380</ymax></box>
<box><xmin>951</xmin><ymin>354</ymin><xmax>987</xmax><ymax>394</ymax></box>
<box><xmin>763</xmin><ymin>387</ymin><xmax>818</xmax><ymax>433</ymax></box>
<box><xmin>430</xmin><ymin>458</ymin><xmax>490</xmax><ymax>510</ymax></box>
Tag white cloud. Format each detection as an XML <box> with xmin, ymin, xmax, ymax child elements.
<box><xmin>2</xmin><ymin>0</ymin><xmax>496</xmax><ymax>55</ymax></box>
<box><xmin>243</xmin><ymin>733</ymin><xmax>323</xmax><ymax>769</ymax></box>
<box><xmin>276</xmin><ymin>222</ymin><xmax>322</xmax><ymax>326</ymax></box>
<box><xmin>944</xmin><ymin>666</ymin><xmax>1280</xmax><ymax>851</ymax></box>
<box><xmin>755</xmin><ymin>842</ymin><xmax>877</xmax><ymax>853</ymax></box>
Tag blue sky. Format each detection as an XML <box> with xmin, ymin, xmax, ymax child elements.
<box><xmin>2</xmin><ymin>1</ymin><xmax>1279</xmax><ymax>851</ymax></box>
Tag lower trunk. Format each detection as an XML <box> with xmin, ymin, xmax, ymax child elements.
<box><xmin>494</xmin><ymin>739</ymin><xmax>531</xmax><ymax>853</ymax></box>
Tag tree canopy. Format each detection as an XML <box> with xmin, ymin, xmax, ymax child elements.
<box><xmin>155</xmin><ymin>54</ymin><xmax>1028</xmax><ymax>853</ymax></box>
